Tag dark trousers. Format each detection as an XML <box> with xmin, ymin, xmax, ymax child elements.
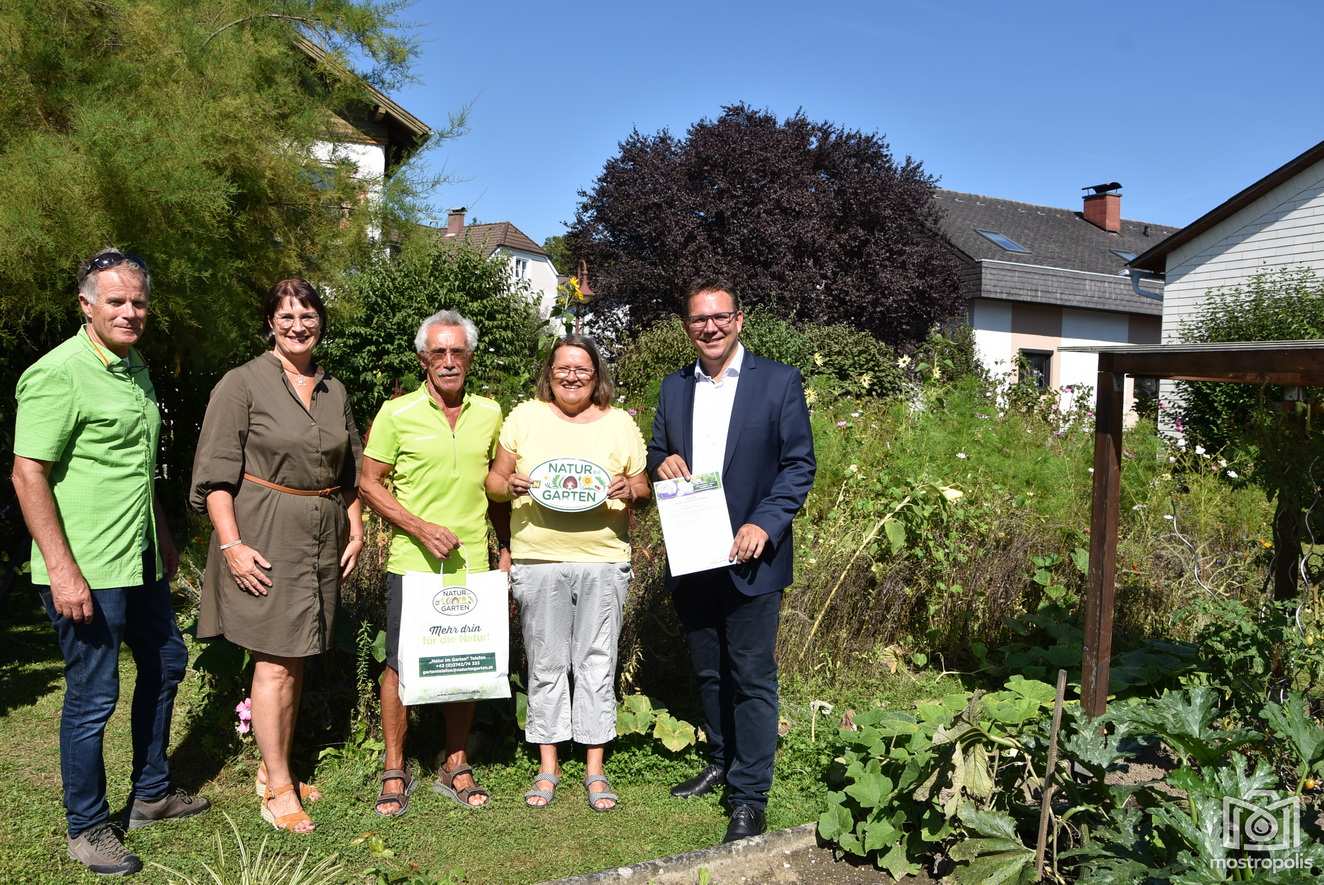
<box><xmin>38</xmin><ymin>551</ymin><xmax>188</xmax><ymax>837</ymax></box>
<box><xmin>673</xmin><ymin>573</ymin><xmax>782</xmax><ymax>810</ymax></box>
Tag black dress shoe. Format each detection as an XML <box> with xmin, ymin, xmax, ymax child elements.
<box><xmin>723</xmin><ymin>804</ymin><xmax>766</xmax><ymax>842</ymax></box>
<box><xmin>670</xmin><ymin>764</ymin><xmax>726</xmax><ymax>798</ymax></box>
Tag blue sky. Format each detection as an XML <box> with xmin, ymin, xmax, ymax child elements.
<box><xmin>388</xmin><ymin>0</ymin><xmax>1324</xmax><ymax>249</ymax></box>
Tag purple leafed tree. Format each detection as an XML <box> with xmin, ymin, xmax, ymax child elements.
<box><xmin>567</xmin><ymin>104</ymin><xmax>964</xmax><ymax>344</ymax></box>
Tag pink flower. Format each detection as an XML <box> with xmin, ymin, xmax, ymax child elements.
<box><xmin>836</xmin><ymin>420</ymin><xmax>848</xmax><ymax>428</ymax></box>
<box><xmin>627</xmin><ymin>408</ymin><xmax>638</xmax><ymax>417</ymax></box>
<box><xmin>235</xmin><ymin>697</ymin><xmax>252</xmax><ymax>723</ymax></box>
<box><xmin>235</xmin><ymin>720</ymin><xmax>251</xmax><ymax>736</ymax></box>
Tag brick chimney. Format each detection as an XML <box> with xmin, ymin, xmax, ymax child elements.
<box><xmin>1082</xmin><ymin>183</ymin><xmax>1122</xmax><ymax>233</ymax></box>
<box><xmin>445</xmin><ymin>207</ymin><xmax>466</xmax><ymax>237</ymax></box>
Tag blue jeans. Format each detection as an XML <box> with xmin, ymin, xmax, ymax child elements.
<box><xmin>38</xmin><ymin>551</ymin><xmax>188</xmax><ymax>837</ymax></box>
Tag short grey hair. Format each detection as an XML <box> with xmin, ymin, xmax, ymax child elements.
<box><xmin>414</xmin><ymin>309</ymin><xmax>478</xmax><ymax>354</ymax></box>
<box><xmin>78</xmin><ymin>248</ymin><xmax>151</xmax><ymax>304</ymax></box>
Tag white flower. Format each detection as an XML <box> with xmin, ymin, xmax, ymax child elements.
<box><xmin>1194</xmin><ymin>445</ymin><xmax>1206</xmax><ymax>456</ymax></box>
<box><xmin>850</xmin><ymin>411</ymin><xmax>861</xmax><ymax>418</ymax></box>
<box><xmin>847</xmin><ymin>464</ymin><xmax>859</xmax><ymax>473</ymax></box>
<box><xmin>956</xmin><ymin>452</ymin><xmax>968</xmax><ymax>460</ymax></box>
<box><xmin>1163</xmin><ymin>514</ymin><xmax>1174</xmax><ymax>521</ymax></box>
<box><xmin>897</xmin><ymin>355</ymin><xmax>911</xmax><ymax>369</ymax></box>
<box><xmin>1168</xmin><ymin>456</ymin><xmax>1176</xmax><ymax>464</ymax></box>
<box><xmin>1218</xmin><ymin>458</ymin><xmax>1228</xmax><ymax>468</ymax></box>
<box><xmin>1088</xmin><ymin>467</ymin><xmax>1095</xmax><ymax>474</ymax></box>
<box><xmin>1132</xmin><ymin>504</ymin><xmax>1145</xmax><ymax>511</ymax></box>
<box><xmin>1227</xmin><ymin>469</ymin><xmax>1239</xmax><ymax>479</ymax></box>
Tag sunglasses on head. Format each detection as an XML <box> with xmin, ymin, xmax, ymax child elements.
<box><xmin>77</xmin><ymin>251</ymin><xmax>149</xmax><ymax>285</ymax></box>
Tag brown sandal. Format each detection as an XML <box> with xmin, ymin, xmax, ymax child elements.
<box><xmin>255</xmin><ymin>764</ymin><xmax>321</xmax><ymax>802</ymax></box>
<box><xmin>433</xmin><ymin>763</ymin><xmax>490</xmax><ymax>809</ymax></box>
<box><xmin>261</xmin><ymin>783</ymin><xmax>314</xmax><ymax>833</ymax></box>
<box><xmin>375</xmin><ymin>763</ymin><xmax>417</xmax><ymax>817</ymax></box>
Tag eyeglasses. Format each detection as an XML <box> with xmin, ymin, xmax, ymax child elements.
<box><xmin>552</xmin><ymin>367</ymin><xmax>595</xmax><ymax>380</ymax></box>
<box><xmin>77</xmin><ymin>251</ymin><xmax>149</xmax><ymax>285</ymax></box>
<box><xmin>684</xmin><ymin>311</ymin><xmax>739</xmax><ymax>331</ymax></box>
<box><xmin>273</xmin><ymin>313</ymin><xmax>321</xmax><ymax>329</ymax></box>
<box><xmin>425</xmin><ymin>347</ymin><xmax>470</xmax><ymax>361</ymax></box>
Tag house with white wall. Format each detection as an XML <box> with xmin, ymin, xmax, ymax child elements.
<box><xmin>434</xmin><ymin>208</ymin><xmax>561</xmax><ymax>318</ymax></box>
<box><xmin>934</xmin><ymin>186</ymin><xmax>1177</xmax><ymax>417</ymax></box>
<box><xmin>1130</xmin><ymin>138</ymin><xmax>1324</xmax><ymax>342</ymax></box>
<box><xmin>296</xmin><ymin>37</ymin><xmax>431</xmax><ymax>225</ymax></box>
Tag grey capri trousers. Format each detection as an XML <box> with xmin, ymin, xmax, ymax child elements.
<box><xmin>511</xmin><ymin>561</ymin><xmax>632</xmax><ymax>745</ymax></box>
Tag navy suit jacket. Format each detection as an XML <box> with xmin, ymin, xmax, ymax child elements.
<box><xmin>647</xmin><ymin>351</ymin><xmax>816</xmax><ymax>596</ymax></box>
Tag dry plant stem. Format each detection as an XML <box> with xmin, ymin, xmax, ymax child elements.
<box><xmin>797</xmin><ymin>495</ymin><xmax>911</xmax><ymax>664</ymax></box>
<box><xmin>1035</xmin><ymin>669</ymin><xmax>1069</xmax><ymax>881</ymax></box>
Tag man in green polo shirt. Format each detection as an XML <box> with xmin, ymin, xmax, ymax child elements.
<box><xmin>358</xmin><ymin>309</ymin><xmax>511</xmax><ymax>815</ymax></box>
<box><xmin>11</xmin><ymin>249</ymin><xmax>209</xmax><ymax>876</ymax></box>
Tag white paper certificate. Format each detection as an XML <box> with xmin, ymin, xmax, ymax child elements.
<box><xmin>654</xmin><ymin>472</ymin><xmax>735</xmax><ymax>577</ymax></box>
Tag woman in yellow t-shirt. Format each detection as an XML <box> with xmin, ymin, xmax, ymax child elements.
<box><xmin>486</xmin><ymin>335</ymin><xmax>651</xmax><ymax>812</ymax></box>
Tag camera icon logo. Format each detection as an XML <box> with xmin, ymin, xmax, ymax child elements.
<box><xmin>1223</xmin><ymin>791</ymin><xmax>1300</xmax><ymax>853</ymax></box>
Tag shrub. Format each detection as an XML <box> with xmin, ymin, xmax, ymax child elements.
<box><xmin>319</xmin><ymin>243</ymin><xmax>545</xmax><ymax>423</ymax></box>
<box><xmin>612</xmin><ymin>311</ymin><xmax>903</xmax><ymax>403</ymax></box>
<box><xmin>1177</xmin><ymin>267</ymin><xmax>1324</xmax><ymax>453</ymax></box>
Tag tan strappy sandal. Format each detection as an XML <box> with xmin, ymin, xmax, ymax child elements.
<box><xmin>261</xmin><ymin>783</ymin><xmax>314</xmax><ymax>833</ymax></box>
<box><xmin>255</xmin><ymin>763</ymin><xmax>322</xmax><ymax>802</ymax></box>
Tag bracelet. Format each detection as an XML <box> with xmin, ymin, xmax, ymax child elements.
<box><xmin>349</xmin><ymin>535</ymin><xmax>364</xmax><ymax>542</ymax></box>
<box><xmin>218</xmin><ymin>539</ymin><xmax>244</xmax><ymax>551</ymax></box>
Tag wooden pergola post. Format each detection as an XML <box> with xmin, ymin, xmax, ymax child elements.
<box><xmin>1061</xmin><ymin>341</ymin><xmax>1324</xmax><ymax>719</ymax></box>
<box><xmin>1081</xmin><ymin>355</ymin><xmax>1124</xmax><ymax>718</ymax></box>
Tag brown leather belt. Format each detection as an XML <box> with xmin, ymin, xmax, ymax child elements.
<box><xmin>243</xmin><ymin>472</ymin><xmax>340</xmax><ymax>498</ymax></box>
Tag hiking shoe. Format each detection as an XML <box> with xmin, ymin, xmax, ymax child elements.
<box><xmin>68</xmin><ymin>823</ymin><xmax>142</xmax><ymax>876</ymax></box>
<box><xmin>128</xmin><ymin>788</ymin><xmax>211</xmax><ymax>829</ymax></box>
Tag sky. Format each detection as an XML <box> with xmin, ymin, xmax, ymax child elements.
<box><xmin>386</xmin><ymin>0</ymin><xmax>1324</xmax><ymax>249</ymax></box>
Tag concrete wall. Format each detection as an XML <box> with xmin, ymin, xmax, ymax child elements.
<box><xmin>496</xmin><ymin>247</ymin><xmax>560</xmax><ymax>318</ymax></box>
<box><xmin>969</xmin><ymin>297</ymin><xmax>1161</xmax><ymax>418</ymax></box>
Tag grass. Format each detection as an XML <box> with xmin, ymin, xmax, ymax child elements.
<box><xmin>0</xmin><ymin>589</ymin><xmax>958</xmax><ymax>883</ymax></box>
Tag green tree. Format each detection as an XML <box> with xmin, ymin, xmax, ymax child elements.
<box><xmin>0</xmin><ymin>0</ymin><xmax>449</xmax><ymax>508</ymax></box>
<box><xmin>1177</xmin><ymin>267</ymin><xmax>1324</xmax><ymax>599</ymax></box>
<box><xmin>320</xmin><ymin>243</ymin><xmax>545</xmax><ymax>425</ymax></box>
<box><xmin>542</xmin><ymin>233</ymin><xmax>574</xmax><ymax>276</ymax></box>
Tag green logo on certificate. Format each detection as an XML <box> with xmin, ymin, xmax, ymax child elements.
<box><xmin>528</xmin><ymin>458</ymin><xmax>611</xmax><ymax>512</ymax></box>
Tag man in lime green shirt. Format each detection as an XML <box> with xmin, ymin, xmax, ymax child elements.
<box><xmin>11</xmin><ymin>250</ymin><xmax>208</xmax><ymax>876</ymax></box>
<box><xmin>358</xmin><ymin>309</ymin><xmax>510</xmax><ymax>814</ymax></box>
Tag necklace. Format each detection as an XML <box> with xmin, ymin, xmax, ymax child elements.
<box><xmin>282</xmin><ymin>366</ymin><xmax>315</xmax><ymax>388</ymax></box>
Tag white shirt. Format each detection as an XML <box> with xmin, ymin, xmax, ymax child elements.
<box><xmin>690</xmin><ymin>343</ymin><xmax>745</xmax><ymax>478</ymax></box>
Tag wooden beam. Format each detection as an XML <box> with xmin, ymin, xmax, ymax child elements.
<box><xmin>1112</xmin><ymin>349</ymin><xmax>1324</xmax><ymax>386</ymax></box>
<box><xmin>1081</xmin><ymin>356</ymin><xmax>1124</xmax><ymax>718</ymax></box>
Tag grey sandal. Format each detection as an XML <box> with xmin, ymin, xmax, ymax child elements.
<box><xmin>433</xmin><ymin>763</ymin><xmax>490</xmax><ymax>809</ymax></box>
<box><xmin>584</xmin><ymin>773</ymin><xmax>619</xmax><ymax>812</ymax></box>
<box><xmin>374</xmin><ymin>763</ymin><xmax>417</xmax><ymax>817</ymax></box>
<box><xmin>523</xmin><ymin>771</ymin><xmax>560</xmax><ymax>808</ymax></box>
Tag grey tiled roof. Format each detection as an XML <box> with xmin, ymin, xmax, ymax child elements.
<box><xmin>934</xmin><ymin>190</ymin><xmax>1177</xmax><ymax>276</ymax></box>
<box><xmin>971</xmin><ymin>260</ymin><xmax>1163</xmax><ymax>316</ymax></box>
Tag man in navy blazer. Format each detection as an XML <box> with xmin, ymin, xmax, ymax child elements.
<box><xmin>647</xmin><ymin>280</ymin><xmax>815</xmax><ymax>842</ymax></box>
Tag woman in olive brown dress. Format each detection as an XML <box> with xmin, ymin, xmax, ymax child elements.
<box><xmin>190</xmin><ymin>279</ymin><xmax>364</xmax><ymax>833</ymax></box>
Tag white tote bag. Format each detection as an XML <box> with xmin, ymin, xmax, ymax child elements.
<box><xmin>396</xmin><ymin>568</ymin><xmax>511</xmax><ymax>706</ymax></box>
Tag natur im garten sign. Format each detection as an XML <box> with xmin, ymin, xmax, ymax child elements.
<box><xmin>527</xmin><ymin>458</ymin><xmax>612</xmax><ymax>512</ymax></box>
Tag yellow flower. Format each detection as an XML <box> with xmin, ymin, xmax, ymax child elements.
<box><xmin>804</xmin><ymin>388</ymin><xmax>818</xmax><ymax>406</ymax></box>
<box><xmin>813</xmin><ymin>352</ymin><xmax>826</xmax><ymax>368</ymax></box>
<box><xmin>858</xmin><ymin>372</ymin><xmax>872</xmax><ymax>389</ymax></box>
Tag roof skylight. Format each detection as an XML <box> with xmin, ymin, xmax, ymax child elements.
<box><xmin>1110</xmin><ymin>249</ymin><xmax>1138</xmax><ymax>262</ymax></box>
<box><xmin>975</xmin><ymin>229</ymin><xmax>1030</xmax><ymax>253</ymax></box>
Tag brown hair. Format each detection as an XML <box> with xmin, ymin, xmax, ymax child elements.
<box><xmin>683</xmin><ymin>278</ymin><xmax>741</xmax><ymax>315</ymax></box>
<box><xmin>536</xmin><ymin>335</ymin><xmax>615</xmax><ymax>409</ymax></box>
<box><xmin>264</xmin><ymin>278</ymin><xmax>327</xmax><ymax>342</ymax></box>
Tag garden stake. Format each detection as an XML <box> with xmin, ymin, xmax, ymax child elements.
<box><xmin>1035</xmin><ymin>668</ymin><xmax>1068</xmax><ymax>881</ymax></box>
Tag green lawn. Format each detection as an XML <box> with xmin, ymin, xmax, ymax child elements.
<box><xmin>0</xmin><ymin>590</ymin><xmax>957</xmax><ymax>883</ymax></box>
